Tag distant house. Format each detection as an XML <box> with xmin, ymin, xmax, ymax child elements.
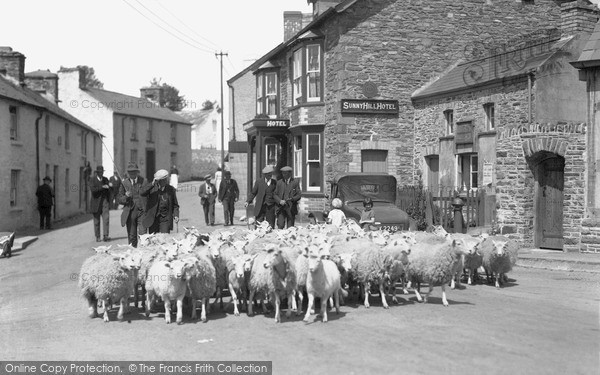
<box><xmin>57</xmin><ymin>68</ymin><xmax>192</xmax><ymax>181</ymax></box>
<box><xmin>178</xmin><ymin>102</ymin><xmax>226</xmax><ymax>151</ymax></box>
<box><xmin>0</xmin><ymin>47</ymin><xmax>103</xmax><ymax>231</ymax></box>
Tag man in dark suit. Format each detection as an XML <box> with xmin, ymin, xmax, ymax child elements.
<box><xmin>36</xmin><ymin>176</ymin><xmax>54</xmax><ymax>230</ymax></box>
<box><xmin>274</xmin><ymin>166</ymin><xmax>302</xmax><ymax>229</ymax></box>
<box><xmin>118</xmin><ymin>162</ymin><xmax>146</xmax><ymax>247</ymax></box>
<box><xmin>109</xmin><ymin>172</ymin><xmax>122</xmax><ymax>209</ymax></box>
<box><xmin>218</xmin><ymin>170</ymin><xmax>239</xmax><ymax>226</ymax></box>
<box><xmin>142</xmin><ymin>169</ymin><xmax>179</xmax><ymax>234</ymax></box>
<box><xmin>89</xmin><ymin>165</ymin><xmax>111</xmax><ymax>242</ymax></box>
<box><xmin>198</xmin><ymin>174</ymin><xmax>217</xmax><ymax>226</ymax></box>
<box><xmin>245</xmin><ymin>165</ymin><xmax>276</xmax><ymax>228</ymax></box>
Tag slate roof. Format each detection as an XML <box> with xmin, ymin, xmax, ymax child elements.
<box><xmin>25</xmin><ymin>70</ymin><xmax>58</xmax><ymax>79</ymax></box>
<box><xmin>571</xmin><ymin>21</ymin><xmax>600</xmax><ymax>68</ymax></box>
<box><xmin>177</xmin><ymin>108</ymin><xmax>213</xmax><ymax>126</ymax></box>
<box><xmin>412</xmin><ymin>36</ymin><xmax>575</xmax><ymax>100</ymax></box>
<box><xmin>0</xmin><ymin>74</ymin><xmax>102</xmax><ymax>136</ymax></box>
<box><xmin>84</xmin><ymin>87</ymin><xmax>191</xmax><ymax>125</ymax></box>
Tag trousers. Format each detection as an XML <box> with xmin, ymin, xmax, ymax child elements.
<box><xmin>222</xmin><ymin>198</ymin><xmax>235</xmax><ymax>225</ymax></box>
<box><xmin>39</xmin><ymin>206</ymin><xmax>52</xmax><ymax>229</ymax></box>
<box><xmin>93</xmin><ymin>200</ymin><xmax>110</xmax><ymax>238</ymax></box>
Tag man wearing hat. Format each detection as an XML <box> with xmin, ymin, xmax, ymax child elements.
<box><xmin>109</xmin><ymin>171</ymin><xmax>122</xmax><ymax>209</ymax></box>
<box><xmin>218</xmin><ymin>170</ymin><xmax>239</xmax><ymax>226</ymax></box>
<box><xmin>141</xmin><ymin>169</ymin><xmax>179</xmax><ymax>234</ymax></box>
<box><xmin>198</xmin><ymin>174</ymin><xmax>217</xmax><ymax>226</ymax></box>
<box><xmin>36</xmin><ymin>176</ymin><xmax>54</xmax><ymax>230</ymax></box>
<box><xmin>245</xmin><ymin>165</ymin><xmax>277</xmax><ymax>228</ymax></box>
<box><xmin>118</xmin><ymin>162</ymin><xmax>147</xmax><ymax>247</ymax></box>
<box><xmin>274</xmin><ymin>166</ymin><xmax>302</xmax><ymax>229</ymax></box>
<box><xmin>89</xmin><ymin>165</ymin><xmax>111</xmax><ymax>242</ymax></box>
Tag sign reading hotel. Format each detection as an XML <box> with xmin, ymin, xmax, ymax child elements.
<box><xmin>243</xmin><ymin>119</ymin><xmax>290</xmax><ymax>131</ymax></box>
<box><xmin>341</xmin><ymin>99</ymin><xmax>399</xmax><ymax>115</ymax></box>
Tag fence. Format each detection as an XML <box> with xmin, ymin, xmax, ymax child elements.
<box><xmin>397</xmin><ymin>186</ymin><xmax>487</xmax><ymax>233</ymax></box>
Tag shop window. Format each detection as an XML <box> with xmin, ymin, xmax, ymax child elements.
<box><xmin>291</xmin><ymin>42</ymin><xmax>323</xmax><ymax>105</ymax></box>
<box><xmin>293</xmin><ymin>135</ymin><xmax>303</xmax><ymax>179</ymax></box>
<box><xmin>10</xmin><ymin>170</ymin><xmax>19</xmax><ymax>207</ymax></box>
<box><xmin>457</xmin><ymin>154</ymin><xmax>478</xmax><ymax>190</ymax></box>
<box><xmin>444</xmin><ymin>109</ymin><xmax>454</xmax><ymax>135</ymax></box>
<box><xmin>306</xmin><ymin>133</ymin><xmax>322</xmax><ymax>192</ymax></box>
<box><xmin>361</xmin><ymin>150</ymin><xmax>388</xmax><ymax>173</ymax></box>
<box><xmin>484</xmin><ymin>103</ymin><xmax>495</xmax><ymax>130</ymax></box>
<box><xmin>256</xmin><ymin>71</ymin><xmax>278</xmax><ymax>118</ymax></box>
<box><xmin>9</xmin><ymin>106</ymin><xmax>18</xmax><ymax>140</ymax></box>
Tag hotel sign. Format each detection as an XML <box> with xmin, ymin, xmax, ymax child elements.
<box><xmin>243</xmin><ymin>118</ymin><xmax>290</xmax><ymax>131</ymax></box>
<box><xmin>455</xmin><ymin>121</ymin><xmax>474</xmax><ymax>145</ymax></box>
<box><xmin>341</xmin><ymin>99</ymin><xmax>399</xmax><ymax>115</ymax></box>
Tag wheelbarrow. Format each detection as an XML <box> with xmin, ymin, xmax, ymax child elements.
<box><xmin>0</xmin><ymin>231</ymin><xmax>16</xmax><ymax>258</ymax></box>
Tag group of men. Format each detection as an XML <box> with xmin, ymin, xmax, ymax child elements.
<box><xmin>198</xmin><ymin>170</ymin><xmax>239</xmax><ymax>226</ymax></box>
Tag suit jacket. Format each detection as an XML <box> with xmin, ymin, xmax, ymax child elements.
<box><xmin>118</xmin><ymin>176</ymin><xmax>146</xmax><ymax>227</ymax></box>
<box><xmin>90</xmin><ymin>175</ymin><xmax>110</xmax><ymax>214</ymax></box>
<box><xmin>141</xmin><ymin>184</ymin><xmax>179</xmax><ymax>230</ymax></box>
<box><xmin>247</xmin><ymin>178</ymin><xmax>276</xmax><ymax>217</ymax></box>
<box><xmin>198</xmin><ymin>182</ymin><xmax>217</xmax><ymax>205</ymax></box>
<box><xmin>36</xmin><ymin>184</ymin><xmax>54</xmax><ymax>208</ymax></box>
<box><xmin>274</xmin><ymin>177</ymin><xmax>302</xmax><ymax>215</ymax></box>
<box><xmin>218</xmin><ymin>179</ymin><xmax>239</xmax><ymax>201</ymax></box>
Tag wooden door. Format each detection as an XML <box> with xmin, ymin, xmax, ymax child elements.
<box><xmin>362</xmin><ymin>150</ymin><xmax>388</xmax><ymax>173</ymax></box>
<box><xmin>145</xmin><ymin>149</ymin><xmax>156</xmax><ymax>179</ymax></box>
<box><xmin>536</xmin><ymin>156</ymin><xmax>564</xmax><ymax>250</ymax></box>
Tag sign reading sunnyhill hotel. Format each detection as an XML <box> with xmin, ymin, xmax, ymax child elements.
<box><xmin>341</xmin><ymin>99</ymin><xmax>399</xmax><ymax>115</ymax></box>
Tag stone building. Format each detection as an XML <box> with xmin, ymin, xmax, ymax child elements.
<box><xmin>0</xmin><ymin>47</ymin><xmax>103</xmax><ymax>231</ymax></box>
<box><xmin>229</xmin><ymin>0</ymin><xmax>574</xmax><ymax>218</ymax></box>
<box><xmin>57</xmin><ymin>68</ymin><xmax>192</xmax><ymax>181</ymax></box>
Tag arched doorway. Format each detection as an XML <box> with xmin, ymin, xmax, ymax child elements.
<box><xmin>531</xmin><ymin>151</ymin><xmax>565</xmax><ymax>250</ymax></box>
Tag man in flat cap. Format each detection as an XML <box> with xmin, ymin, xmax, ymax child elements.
<box><xmin>36</xmin><ymin>176</ymin><xmax>54</xmax><ymax>230</ymax></box>
<box><xmin>198</xmin><ymin>174</ymin><xmax>217</xmax><ymax>226</ymax></box>
<box><xmin>118</xmin><ymin>162</ymin><xmax>147</xmax><ymax>247</ymax></box>
<box><xmin>245</xmin><ymin>165</ymin><xmax>277</xmax><ymax>228</ymax></box>
<box><xmin>274</xmin><ymin>166</ymin><xmax>302</xmax><ymax>229</ymax></box>
<box><xmin>109</xmin><ymin>171</ymin><xmax>122</xmax><ymax>210</ymax></box>
<box><xmin>89</xmin><ymin>165</ymin><xmax>111</xmax><ymax>242</ymax></box>
<box><xmin>141</xmin><ymin>169</ymin><xmax>179</xmax><ymax>234</ymax></box>
<box><xmin>218</xmin><ymin>170</ymin><xmax>239</xmax><ymax>226</ymax></box>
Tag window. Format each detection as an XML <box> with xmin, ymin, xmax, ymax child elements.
<box><xmin>306</xmin><ymin>133</ymin><xmax>322</xmax><ymax>192</ymax></box>
<box><xmin>425</xmin><ymin>156</ymin><xmax>440</xmax><ymax>193</ymax></box>
<box><xmin>256</xmin><ymin>71</ymin><xmax>279</xmax><ymax>118</ymax></box>
<box><xmin>444</xmin><ymin>110</ymin><xmax>454</xmax><ymax>135</ymax></box>
<box><xmin>291</xmin><ymin>43</ymin><xmax>323</xmax><ymax>105</ymax></box>
<box><xmin>212</xmin><ymin>119</ymin><xmax>217</xmax><ymax>132</ymax></box>
<box><xmin>170</xmin><ymin>152</ymin><xmax>177</xmax><ymax>167</ymax></box>
<box><xmin>45</xmin><ymin>164</ymin><xmax>50</xmax><ymax>179</ymax></box>
<box><xmin>65</xmin><ymin>168</ymin><xmax>70</xmax><ymax>198</ymax></box>
<box><xmin>265</xmin><ymin>143</ymin><xmax>279</xmax><ymax>166</ymax></box>
<box><xmin>9</xmin><ymin>106</ymin><xmax>17</xmax><ymax>140</ymax></box>
<box><xmin>64</xmin><ymin>123</ymin><xmax>70</xmax><ymax>150</ymax></box>
<box><xmin>361</xmin><ymin>150</ymin><xmax>388</xmax><ymax>173</ymax></box>
<box><xmin>10</xmin><ymin>170</ymin><xmax>19</xmax><ymax>207</ymax></box>
<box><xmin>293</xmin><ymin>135</ymin><xmax>303</xmax><ymax>179</ymax></box>
<box><xmin>130</xmin><ymin>118</ymin><xmax>138</xmax><ymax>141</ymax></box>
<box><xmin>93</xmin><ymin>136</ymin><xmax>98</xmax><ymax>159</ymax></box>
<box><xmin>457</xmin><ymin>154</ymin><xmax>478</xmax><ymax>190</ymax></box>
<box><xmin>256</xmin><ymin>73</ymin><xmax>264</xmax><ymax>115</ymax></box>
<box><xmin>44</xmin><ymin>115</ymin><xmax>50</xmax><ymax>145</ymax></box>
<box><xmin>81</xmin><ymin>131</ymin><xmax>88</xmax><ymax>155</ymax></box>
<box><xmin>484</xmin><ymin>103</ymin><xmax>495</xmax><ymax>130</ymax></box>
<box><xmin>130</xmin><ymin>149</ymin><xmax>138</xmax><ymax>164</ymax></box>
<box><xmin>170</xmin><ymin>123</ymin><xmax>177</xmax><ymax>144</ymax></box>
<box><xmin>147</xmin><ymin>120</ymin><xmax>154</xmax><ymax>142</ymax></box>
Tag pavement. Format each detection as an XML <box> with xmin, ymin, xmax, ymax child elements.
<box><xmin>5</xmin><ymin>180</ymin><xmax>600</xmax><ymax>273</ymax></box>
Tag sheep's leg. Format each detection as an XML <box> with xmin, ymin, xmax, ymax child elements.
<box><xmin>379</xmin><ymin>280</ymin><xmax>389</xmax><ymax>309</ymax></box>
<box><xmin>102</xmin><ymin>300</ymin><xmax>110</xmax><ymax>323</ymax></box>
<box><xmin>286</xmin><ymin>292</ymin><xmax>293</xmax><ymax>318</ymax></box>
<box><xmin>164</xmin><ymin>299</ymin><xmax>172</xmax><ymax>324</ymax></box>
<box><xmin>495</xmin><ymin>273</ymin><xmax>501</xmax><ymax>289</ymax></box>
<box><xmin>200</xmin><ymin>298</ymin><xmax>207</xmax><ymax>322</ymax></box>
<box><xmin>290</xmin><ymin>289</ymin><xmax>298</xmax><ymax>313</ymax></box>
<box><xmin>191</xmin><ymin>297</ymin><xmax>197</xmax><ymax>320</ymax></box>
<box><xmin>441</xmin><ymin>283</ymin><xmax>449</xmax><ymax>306</ymax></box>
<box><xmin>229</xmin><ymin>283</ymin><xmax>240</xmax><ymax>316</ymax></box>
<box><xmin>334</xmin><ymin>289</ymin><xmax>340</xmax><ymax>315</ymax></box>
<box><xmin>248</xmin><ymin>290</ymin><xmax>255</xmax><ymax>316</ymax></box>
<box><xmin>450</xmin><ymin>277</ymin><xmax>456</xmax><ymax>290</ymax></box>
<box><xmin>321</xmin><ymin>295</ymin><xmax>328</xmax><ymax>323</ymax></box>
<box><xmin>467</xmin><ymin>269</ymin><xmax>473</xmax><ymax>285</ymax></box>
<box><xmin>145</xmin><ymin>290</ymin><xmax>154</xmax><ymax>317</ymax></box>
<box><xmin>303</xmin><ymin>293</ymin><xmax>315</xmax><ymax>322</ymax></box>
<box><xmin>424</xmin><ymin>283</ymin><xmax>433</xmax><ymax>304</ymax></box>
<box><xmin>414</xmin><ymin>288</ymin><xmax>423</xmax><ymax>302</ymax></box>
<box><xmin>117</xmin><ymin>296</ymin><xmax>127</xmax><ymax>321</ymax></box>
<box><xmin>273</xmin><ymin>292</ymin><xmax>281</xmax><ymax>323</ymax></box>
<box><xmin>363</xmin><ymin>282</ymin><xmax>370</xmax><ymax>308</ymax></box>
<box><xmin>87</xmin><ymin>297</ymin><xmax>98</xmax><ymax>318</ymax></box>
<box><xmin>296</xmin><ymin>288</ymin><xmax>304</xmax><ymax>316</ymax></box>
<box><xmin>176</xmin><ymin>297</ymin><xmax>184</xmax><ymax>325</ymax></box>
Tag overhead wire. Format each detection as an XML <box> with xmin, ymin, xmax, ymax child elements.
<box><xmin>156</xmin><ymin>1</ymin><xmax>221</xmax><ymax>50</ymax></box>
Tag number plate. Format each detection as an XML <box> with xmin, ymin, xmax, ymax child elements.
<box><xmin>381</xmin><ymin>225</ymin><xmax>399</xmax><ymax>232</ymax></box>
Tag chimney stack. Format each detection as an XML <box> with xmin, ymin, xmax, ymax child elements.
<box><xmin>308</xmin><ymin>0</ymin><xmax>343</xmax><ymax>17</ymax></box>
<box><xmin>284</xmin><ymin>11</ymin><xmax>303</xmax><ymax>41</ymax></box>
<box><xmin>561</xmin><ymin>0</ymin><xmax>599</xmax><ymax>36</ymax></box>
<box><xmin>140</xmin><ymin>86</ymin><xmax>164</xmax><ymax>106</ymax></box>
<box><xmin>25</xmin><ymin>70</ymin><xmax>59</xmax><ymax>104</ymax></box>
<box><xmin>0</xmin><ymin>47</ymin><xmax>26</xmax><ymax>85</ymax></box>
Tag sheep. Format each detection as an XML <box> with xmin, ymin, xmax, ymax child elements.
<box><xmin>144</xmin><ymin>257</ymin><xmax>196</xmax><ymax>324</ymax></box>
<box><xmin>444</xmin><ymin>233</ymin><xmax>484</xmax><ymax>289</ymax></box>
<box><xmin>184</xmin><ymin>252</ymin><xmax>217</xmax><ymax>322</ymax></box>
<box><xmin>248</xmin><ymin>244</ymin><xmax>297</xmax><ymax>323</ymax></box>
<box><xmin>303</xmin><ymin>244</ymin><xmax>344</xmax><ymax>323</ymax></box>
<box><xmin>404</xmin><ymin>236</ymin><xmax>467</xmax><ymax>307</ymax></box>
<box><xmin>480</xmin><ymin>236</ymin><xmax>516</xmax><ymax>288</ymax></box>
<box><xmin>350</xmin><ymin>246</ymin><xmax>394</xmax><ymax>309</ymax></box>
<box><xmin>78</xmin><ymin>248</ymin><xmax>141</xmax><ymax>322</ymax></box>
<box><xmin>228</xmin><ymin>253</ymin><xmax>257</xmax><ymax>316</ymax></box>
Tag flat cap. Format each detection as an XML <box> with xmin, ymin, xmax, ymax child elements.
<box><xmin>96</xmin><ymin>165</ymin><xmax>104</xmax><ymax>172</ymax></box>
<box><xmin>262</xmin><ymin>165</ymin><xmax>274</xmax><ymax>174</ymax></box>
<box><xmin>154</xmin><ymin>169</ymin><xmax>169</xmax><ymax>180</ymax></box>
<box><xmin>204</xmin><ymin>174</ymin><xmax>212</xmax><ymax>180</ymax></box>
<box><xmin>280</xmin><ymin>166</ymin><xmax>293</xmax><ymax>172</ymax></box>
<box><xmin>127</xmin><ymin>162</ymin><xmax>140</xmax><ymax>172</ymax></box>
<box><xmin>43</xmin><ymin>176</ymin><xmax>52</xmax><ymax>182</ymax></box>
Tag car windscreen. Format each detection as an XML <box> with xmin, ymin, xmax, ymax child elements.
<box><xmin>336</xmin><ymin>175</ymin><xmax>397</xmax><ymax>203</ymax></box>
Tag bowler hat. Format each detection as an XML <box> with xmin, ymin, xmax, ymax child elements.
<box><xmin>127</xmin><ymin>162</ymin><xmax>140</xmax><ymax>172</ymax></box>
<box><xmin>280</xmin><ymin>166</ymin><xmax>293</xmax><ymax>172</ymax></box>
<box><xmin>224</xmin><ymin>170</ymin><xmax>231</xmax><ymax>176</ymax></box>
<box><xmin>96</xmin><ymin>166</ymin><xmax>104</xmax><ymax>172</ymax></box>
<box><xmin>262</xmin><ymin>165</ymin><xmax>274</xmax><ymax>174</ymax></box>
<box><xmin>43</xmin><ymin>176</ymin><xmax>52</xmax><ymax>182</ymax></box>
<box><xmin>154</xmin><ymin>169</ymin><xmax>169</xmax><ymax>180</ymax></box>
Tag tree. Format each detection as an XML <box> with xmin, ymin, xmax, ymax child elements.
<box><xmin>77</xmin><ymin>65</ymin><xmax>104</xmax><ymax>89</ymax></box>
<box><xmin>201</xmin><ymin>100</ymin><xmax>214</xmax><ymax>111</ymax></box>
<box><xmin>149</xmin><ymin>77</ymin><xmax>186</xmax><ymax>112</ymax></box>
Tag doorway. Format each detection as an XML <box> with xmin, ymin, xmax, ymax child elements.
<box><xmin>534</xmin><ymin>153</ymin><xmax>565</xmax><ymax>250</ymax></box>
<box><xmin>146</xmin><ymin>149</ymin><xmax>156</xmax><ymax>179</ymax></box>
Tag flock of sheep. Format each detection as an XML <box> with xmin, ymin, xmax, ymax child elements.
<box><xmin>78</xmin><ymin>221</ymin><xmax>518</xmax><ymax>324</ymax></box>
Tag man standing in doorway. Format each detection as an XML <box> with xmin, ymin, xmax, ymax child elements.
<box><xmin>36</xmin><ymin>176</ymin><xmax>54</xmax><ymax>230</ymax></box>
<box><xmin>109</xmin><ymin>171</ymin><xmax>122</xmax><ymax>209</ymax></box>
<box><xmin>118</xmin><ymin>162</ymin><xmax>146</xmax><ymax>247</ymax></box>
<box><xmin>89</xmin><ymin>165</ymin><xmax>111</xmax><ymax>242</ymax></box>
<box><xmin>198</xmin><ymin>174</ymin><xmax>217</xmax><ymax>226</ymax></box>
<box><xmin>274</xmin><ymin>166</ymin><xmax>302</xmax><ymax>229</ymax></box>
<box><xmin>218</xmin><ymin>170</ymin><xmax>239</xmax><ymax>226</ymax></box>
<box><xmin>245</xmin><ymin>165</ymin><xmax>276</xmax><ymax>229</ymax></box>
<box><xmin>141</xmin><ymin>169</ymin><xmax>179</xmax><ymax>234</ymax></box>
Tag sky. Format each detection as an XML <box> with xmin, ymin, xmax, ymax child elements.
<box><xmin>1</xmin><ymin>0</ymin><xmax>312</xmax><ymax>113</ymax></box>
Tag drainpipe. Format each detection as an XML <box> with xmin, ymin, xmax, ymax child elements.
<box><xmin>229</xmin><ymin>85</ymin><xmax>236</xmax><ymax>141</ymax></box>
<box><xmin>35</xmin><ymin>109</ymin><xmax>44</xmax><ymax>185</ymax></box>
<box><xmin>528</xmin><ymin>73</ymin><xmax>533</xmax><ymax>124</ymax></box>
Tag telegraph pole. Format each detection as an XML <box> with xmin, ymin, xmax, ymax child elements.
<box><xmin>215</xmin><ymin>51</ymin><xmax>228</xmax><ymax>170</ymax></box>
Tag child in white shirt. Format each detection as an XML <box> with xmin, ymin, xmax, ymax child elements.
<box><xmin>327</xmin><ymin>198</ymin><xmax>346</xmax><ymax>227</ymax></box>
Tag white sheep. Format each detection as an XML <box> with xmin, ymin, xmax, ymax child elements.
<box><xmin>303</xmin><ymin>244</ymin><xmax>344</xmax><ymax>323</ymax></box>
<box><xmin>184</xmin><ymin>251</ymin><xmax>217</xmax><ymax>322</ymax></box>
<box><xmin>480</xmin><ymin>236</ymin><xmax>516</xmax><ymax>288</ymax></box>
<box><xmin>78</xmin><ymin>248</ymin><xmax>141</xmax><ymax>322</ymax></box>
<box><xmin>350</xmin><ymin>247</ymin><xmax>394</xmax><ymax>309</ymax></box>
<box><xmin>228</xmin><ymin>253</ymin><xmax>257</xmax><ymax>316</ymax></box>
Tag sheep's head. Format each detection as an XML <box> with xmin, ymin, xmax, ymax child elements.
<box><xmin>338</xmin><ymin>253</ymin><xmax>354</xmax><ymax>272</ymax></box>
<box><xmin>306</xmin><ymin>246</ymin><xmax>326</xmax><ymax>273</ymax></box>
<box><xmin>492</xmin><ymin>240</ymin><xmax>508</xmax><ymax>256</ymax></box>
<box><xmin>243</xmin><ymin>253</ymin><xmax>258</xmax><ymax>273</ymax></box>
<box><xmin>139</xmin><ymin>233</ymin><xmax>154</xmax><ymax>247</ymax></box>
<box><xmin>93</xmin><ymin>245</ymin><xmax>112</xmax><ymax>254</ymax></box>
<box><xmin>168</xmin><ymin>258</ymin><xmax>196</xmax><ymax>279</ymax></box>
<box><xmin>263</xmin><ymin>244</ymin><xmax>282</xmax><ymax>269</ymax></box>
<box><xmin>400</xmin><ymin>232</ymin><xmax>417</xmax><ymax>246</ymax></box>
<box><xmin>160</xmin><ymin>243</ymin><xmax>179</xmax><ymax>261</ymax></box>
<box><xmin>115</xmin><ymin>250</ymin><xmax>141</xmax><ymax>271</ymax></box>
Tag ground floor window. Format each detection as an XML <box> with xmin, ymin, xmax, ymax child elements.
<box><xmin>10</xmin><ymin>170</ymin><xmax>19</xmax><ymax>207</ymax></box>
<box><xmin>457</xmin><ymin>153</ymin><xmax>478</xmax><ymax>190</ymax></box>
<box><xmin>306</xmin><ymin>133</ymin><xmax>322</xmax><ymax>192</ymax></box>
<box><xmin>293</xmin><ymin>135</ymin><xmax>302</xmax><ymax>179</ymax></box>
